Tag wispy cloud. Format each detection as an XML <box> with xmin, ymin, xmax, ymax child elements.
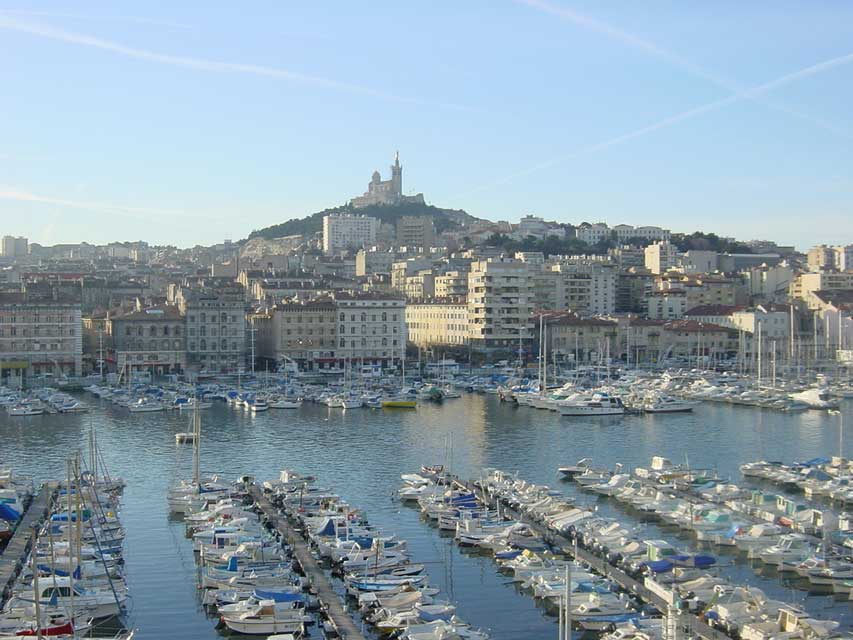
<box><xmin>0</xmin><ymin>185</ymin><xmax>219</xmax><ymax>221</ymax></box>
<box><xmin>455</xmin><ymin>51</ymin><xmax>853</xmax><ymax>197</ymax></box>
<box><xmin>0</xmin><ymin>9</ymin><xmax>194</xmax><ymax>30</ymax></box>
<box><xmin>0</xmin><ymin>15</ymin><xmax>481</xmax><ymax>112</ymax></box>
<box><xmin>516</xmin><ymin>0</ymin><xmax>853</xmax><ymax>141</ymax></box>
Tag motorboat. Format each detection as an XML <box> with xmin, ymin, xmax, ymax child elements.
<box><xmin>558</xmin><ymin>393</ymin><xmax>625</xmax><ymax>416</ymax></box>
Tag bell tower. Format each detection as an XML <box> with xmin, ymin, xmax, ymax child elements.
<box><xmin>390</xmin><ymin>151</ymin><xmax>402</xmax><ymax>198</ymax></box>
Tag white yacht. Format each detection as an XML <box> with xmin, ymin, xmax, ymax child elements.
<box><xmin>558</xmin><ymin>393</ymin><xmax>625</xmax><ymax>416</ymax></box>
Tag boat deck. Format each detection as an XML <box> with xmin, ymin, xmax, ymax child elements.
<box><xmin>249</xmin><ymin>484</ymin><xmax>367</xmax><ymax>640</ymax></box>
<box><xmin>0</xmin><ymin>482</ymin><xmax>57</xmax><ymax>605</ymax></box>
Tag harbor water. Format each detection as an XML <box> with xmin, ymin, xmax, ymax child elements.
<box><xmin>2</xmin><ymin>394</ymin><xmax>852</xmax><ymax>638</ymax></box>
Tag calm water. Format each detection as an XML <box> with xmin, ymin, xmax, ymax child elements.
<box><xmin>2</xmin><ymin>394</ymin><xmax>852</xmax><ymax>638</ymax></box>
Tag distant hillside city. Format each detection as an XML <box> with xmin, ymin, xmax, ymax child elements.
<box><xmin>0</xmin><ymin>153</ymin><xmax>851</xmax><ymax>387</ymax></box>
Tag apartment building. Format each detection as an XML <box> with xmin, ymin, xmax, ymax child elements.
<box><xmin>1</xmin><ymin>236</ymin><xmax>29</xmax><ymax>258</ymax></box>
<box><xmin>395</xmin><ymin>216</ymin><xmax>435</xmax><ymax>249</ymax></box>
<box><xmin>107</xmin><ymin>304</ymin><xmax>186</xmax><ymax>376</ymax></box>
<box><xmin>435</xmin><ymin>271</ymin><xmax>468</xmax><ymax>300</ymax></box>
<box><xmin>335</xmin><ymin>293</ymin><xmax>406</xmax><ymax>366</ymax></box>
<box><xmin>575</xmin><ymin>223</ymin><xmax>611</xmax><ymax>245</ymax></box>
<box><xmin>405</xmin><ymin>301</ymin><xmax>469</xmax><ymax>348</ymax></box>
<box><xmin>644</xmin><ymin>241</ymin><xmax>681</xmax><ymax>274</ymax></box>
<box><xmin>790</xmin><ymin>271</ymin><xmax>853</xmax><ymax>308</ymax></box>
<box><xmin>0</xmin><ymin>290</ymin><xmax>82</xmax><ymax>386</ymax></box>
<box><xmin>322</xmin><ymin>214</ymin><xmax>379</xmax><ymax>254</ymax></box>
<box><xmin>270</xmin><ymin>299</ymin><xmax>338</xmax><ymax>370</ymax></box>
<box><xmin>468</xmin><ymin>258</ymin><xmax>532</xmax><ymax>349</ymax></box>
<box><xmin>173</xmin><ymin>283</ymin><xmax>247</xmax><ymax>373</ymax></box>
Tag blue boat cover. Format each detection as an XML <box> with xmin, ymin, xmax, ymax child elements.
<box><xmin>0</xmin><ymin>504</ymin><xmax>21</xmax><ymax>521</ymax></box>
<box><xmin>254</xmin><ymin>589</ymin><xmax>303</xmax><ymax>603</ymax></box>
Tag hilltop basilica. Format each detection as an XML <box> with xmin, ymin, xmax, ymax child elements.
<box><xmin>350</xmin><ymin>152</ymin><xmax>425</xmax><ymax>208</ymax></box>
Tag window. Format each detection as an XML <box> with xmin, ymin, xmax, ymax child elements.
<box><xmin>339</xmin><ymin>338</ymin><xmax>346</xmax><ymax>347</ymax></box>
<box><xmin>125</xmin><ymin>327</ymin><xmax>131</xmax><ymax>336</ymax></box>
<box><xmin>340</xmin><ymin>313</ymin><xmax>345</xmax><ymax>321</ymax></box>
<box><xmin>200</xmin><ymin>339</ymin><xmax>207</xmax><ymax>350</ymax></box>
<box><xmin>382</xmin><ymin>312</ymin><xmax>387</xmax><ymax>321</ymax></box>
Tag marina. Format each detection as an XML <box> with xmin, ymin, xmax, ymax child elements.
<box><xmin>0</xmin><ymin>386</ymin><xmax>851</xmax><ymax>639</ymax></box>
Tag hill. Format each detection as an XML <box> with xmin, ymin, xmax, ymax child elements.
<box><xmin>248</xmin><ymin>202</ymin><xmax>480</xmax><ymax>240</ymax></box>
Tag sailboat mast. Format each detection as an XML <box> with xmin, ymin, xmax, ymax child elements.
<box><xmin>31</xmin><ymin>528</ymin><xmax>42</xmax><ymax>640</ymax></box>
<box><xmin>193</xmin><ymin>404</ymin><xmax>201</xmax><ymax>486</ymax></box>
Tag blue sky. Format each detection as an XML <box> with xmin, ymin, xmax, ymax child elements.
<box><xmin>1</xmin><ymin>1</ymin><xmax>852</xmax><ymax>249</ymax></box>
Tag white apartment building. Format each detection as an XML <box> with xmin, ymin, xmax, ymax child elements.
<box><xmin>336</xmin><ymin>294</ymin><xmax>406</xmax><ymax>366</ymax></box>
<box><xmin>645</xmin><ymin>241</ymin><xmax>681</xmax><ymax>274</ymax></box>
<box><xmin>835</xmin><ymin>245</ymin><xmax>853</xmax><ymax>271</ymax></box>
<box><xmin>322</xmin><ymin>214</ymin><xmax>379</xmax><ymax>254</ymax></box>
<box><xmin>538</xmin><ymin>262</ymin><xmax>616</xmax><ymax>316</ymax></box>
<box><xmin>405</xmin><ymin>302</ymin><xmax>469</xmax><ymax>348</ymax></box>
<box><xmin>645</xmin><ymin>291</ymin><xmax>687</xmax><ymax>320</ymax></box>
<box><xmin>435</xmin><ymin>271</ymin><xmax>469</xmax><ymax>299</ymax></box>
<box><xmin>616</xmin><ymin>225</ymin><xmax>671</xmax><ymax>242</ymax></box>
<box><xmin>468</xmin><ymin>258</ymin><xmax>532</xmax><ymax>349</ymax></box>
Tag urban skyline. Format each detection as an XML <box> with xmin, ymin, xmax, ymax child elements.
<box><xmin>1</xmin><ymin>2</ymin><xmax>852</xmax><ymax>247</ymax></box>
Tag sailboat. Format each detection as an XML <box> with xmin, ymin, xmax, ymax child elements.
<box><xmin>167</xmin><ymin>404</ymin><xmax>229</xmax><ymax>514</ymax></box>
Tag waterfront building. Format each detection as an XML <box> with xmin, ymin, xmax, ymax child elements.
<box><xmin>335</xmin><ymin>293</ymin><xmax>406</xmax><ymax>366</ymax></box>
<box><xmin>541</xmin><ymin>312</ymin><xmax>618</xmax><ymax>364</ymax></box>
<box><xmin>0</xmin><ymin>289</ymin><xmax>82</xmax><ymax>386</ymax></box>
<box><xmin>106</xmin><ymin>303</ymin><xmax>186</xmax><ymax>377</ymax></box>
<box><xmin>172</xmin><ymin>283</ymin><xmax>247</xmax><ymax>373</ymax></box>
<box><xmin>468</xmin><ymin>258</ymin><xmax>532</xmax><ymax>349</ymax></box>
<box><xmin>405</xmin><ymin>301</ymin><xmax>469</xmax><ymax>348</ymax></box>
<box><xmin>270</xmin><ymin>299</ymin><xmax>338</xmax><ymax>370</ymax></box>
<box><xmin>322</xmin><ymin>214</ymin><xmax>379</xmax><ymax>254</ymax></box>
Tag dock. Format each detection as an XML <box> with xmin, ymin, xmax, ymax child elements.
<box><xmin>249</xmin><ymin>484</ymin><xmax>367</xmax><ymax>640</ymax></box>
<box><xmin>461</xmin><ymin>478</ymin><xmax>732</xmax><ymax>640</ymax></box>
<box><xmin>0</xmin><ymin>482</ymin><xmax>57</xmax><ymax>605</ymax></box>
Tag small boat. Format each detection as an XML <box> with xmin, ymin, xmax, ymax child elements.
<box><xmin>641</xmin><ymin>395</ymin><xmax>696</xmax><ymax>413</ymax></box>
<box><xmin>382</xmin><ymin>398</ymin><xmax>417</xmax><ymax>409</ymax></box>
<box><xmin>175</xmin><ymin>432</ymin><xmax>196</xmax><ymax>444</ymax></box>
<box><xmin>558</xmin><ymin>458</ymin><xmax>593</xmax><ymax>478</ymax></box>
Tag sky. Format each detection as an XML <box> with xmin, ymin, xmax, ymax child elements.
<box><xmin>1</xmin><ymin>2</ymin><xmax>852</xmax><ymax>249</ymax></box>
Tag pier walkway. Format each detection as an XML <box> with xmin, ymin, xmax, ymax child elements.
<box><xmin>0</xmin><ymin>482</ymin><xmax>57</xmax><ymax>605</ymax></box>
<box><xmin>249</xmin><ymin>484</ymin><xmax>366</xmax><ymax>640</ymax></box>
<box><xmin>460</xmin><ymin>478</ymin><xmax>731</xmax><ymax>640</ymax></box>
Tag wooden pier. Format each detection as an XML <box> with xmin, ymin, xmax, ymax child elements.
<box><xmin>0</xmin><ymin>482</ymin><xmax>57</xmax><ymax>605</ymax></box>
<box><xmin>249</xmin><ymin>484</ymin><xmax>367</xmax><ymax>640</ymax></box>
<box><xmin>462</xmin><ymin>478</ymin><xmax>732</xmax><ymax>640</ymax></box>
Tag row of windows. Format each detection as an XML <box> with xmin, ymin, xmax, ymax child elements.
<box><xmin>187</xmin><ymin>313</ymin><xmax>241</xmax><ymax>323</ymax></box>
<box><xmin>337</xmin><ymin>338</ymin><xmax>398</xmax><ymax>350</ymax></box>
<box><xmin>339</xmin><ymin>312</ymin><xmax>398</xmax><ymax>322</ymax></box>
<box><xmin>340</xmin><ymin>325</ymin><xmax>397</xmax><ymax>335</ymax></box>
<box><xmin>284</xmin><ymin>328</ymin><xmax>333</xmax><ymax>336</ymax></box>
<box><xmin>0</xmin><ymin>315</ymin><xmax>77</xmax><ymax>323</ymax></box>
<box><xmin>0</xmin><ymin>342</ymin><xmax>64</xmax><ymax>351</ymax></box>
<box><xmin>188</xmin><ymin>340</ymin><xmax>240</xmax><ymax>351</ymax></box>
<box><xmin>188</xmin><ymin>327</ymin><xmax>241</xmax><ymax>337</ymax></box>
<box><xmin>124</xmin><ymin>325</ymin><xmax>180</xmax><ymax>337</ymax></box>
<box><xmin>0</xmin><ymin>327</ymin><xmax>75</xmax><ymax>337</ymax></box>
<box><xmin>122</xmin><ymin>340</ymin><xmax>183</xmax><ymax>350</ymax></box>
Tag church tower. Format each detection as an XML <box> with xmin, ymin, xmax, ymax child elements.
<box><xmin>390</xmin><ymin>151</ymin><xmax>402</xmax><ymax>198</ymax></box>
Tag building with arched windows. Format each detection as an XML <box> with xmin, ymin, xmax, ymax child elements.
<box><xmin>106</xmin><ymin>303</ymin><xmax>185</xmax><ymax>377</ymax></box>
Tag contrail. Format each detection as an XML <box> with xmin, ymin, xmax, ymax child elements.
<box><xmin>516</xmin><ymin>0</ymin><xmax>853</xmax><ymax>140</ymax></box>
<box><xmin>0</xmin><ymin>15</ymin><xmax>480</xmax><ymax>112</ymax></box>
<box><xmin>0</xmin><ymin>185</ymin><xmax>219</xmax><ymax>221</ymax></box>
<box><xmin>456</xmin><ymin>51</ymin><xmax>853</xmax><ymax>197</ymax></box>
